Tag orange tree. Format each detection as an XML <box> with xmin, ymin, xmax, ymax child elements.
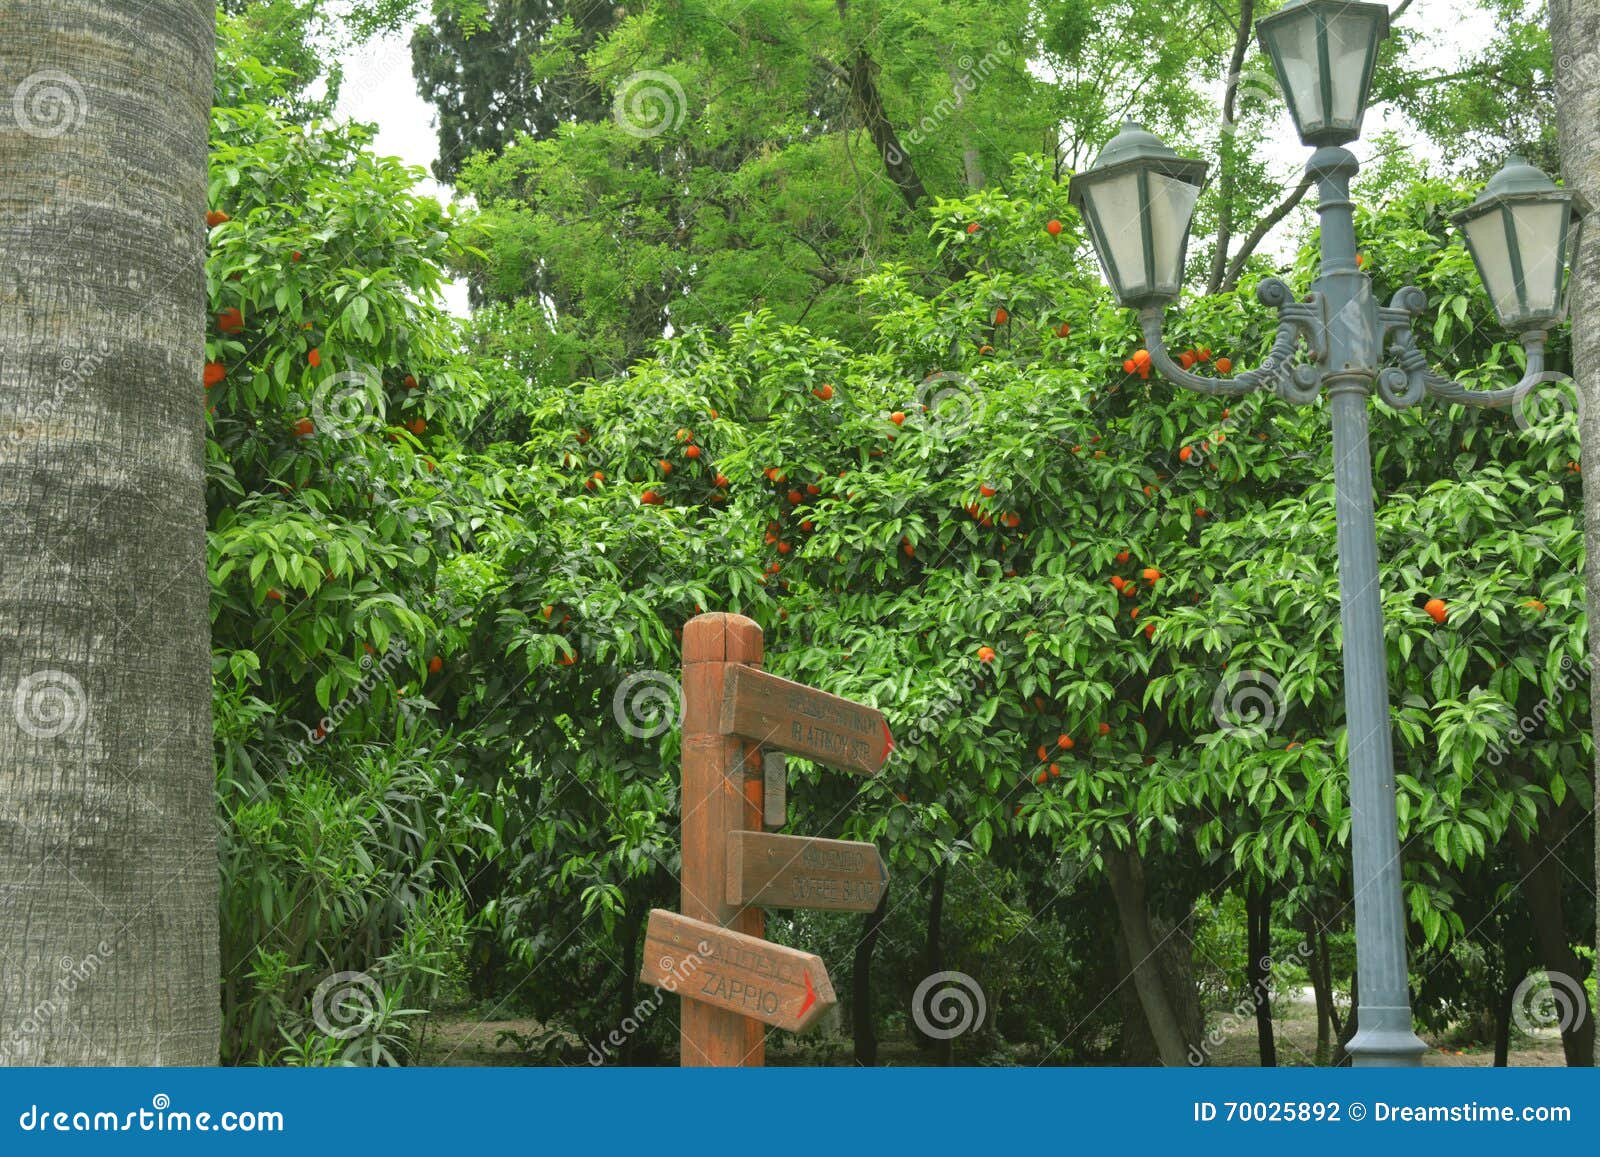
<box><xmin>204</xmin><ymin>35</ymin><xmax>494</xmax><ymax>1062</ymax></box>
<box><xmin>475</xmin><ymin>159</ymin><xmax>1591</xmax><ymax>1064</ymax></box>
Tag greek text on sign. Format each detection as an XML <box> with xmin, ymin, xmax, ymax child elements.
<box><xmin>720</xmin><ymin>665</ymin><xmax>892</xmax><ymax>775</ymax></box>
<box><xmin>640</xmin><ymin>909</ymin><xmax>836</xmax><ymax>1033</ymax></box>
<box><xmin>726</xmin><ymin>831</ymin><xmax>888</xmax><ymax>913</ymax></box>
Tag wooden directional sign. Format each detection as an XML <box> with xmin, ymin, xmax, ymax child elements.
<box><xmin>641</xmin><ymin>909</ymin><xmax>836</xmax><ymax>1033</ymax></box>
<box><xmin>721</xmin><ymin>665</ymin><xmax>892</xmax><ymax>775</ymax></box>
<box><xmin>762</xmin><ymin>752</ymin><xmax>787</xmax><ymax>830</ymax></box>
<box><xmin>727</xmin><ymin>831</ymin><xmax>888</xmax><ymax>913</ymax></box>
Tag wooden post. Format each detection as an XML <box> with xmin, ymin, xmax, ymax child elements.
<box><xmin>679</xmin><ymin>613</ymin><xmax>765</xmax><ymax>1066</ymax></box>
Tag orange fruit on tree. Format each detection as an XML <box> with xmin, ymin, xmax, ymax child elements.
<box><xmin>1197</xmin><ymin>347</ymin><xmax>1211</xmax><ymax>361</ymax></box>
<box><xmin>1132</xmin><ymin>348</ymin><xmax>1151</xmax><ymax>368</ymax></box>
<box><xmin>1036</xmin><ymin>769</ymin><xmax>1049</xmax><ymax>785</ymax></box>
<box><xmin>404</xmin><ymin>374</ymin><xmax>418</xmax><ymax>389</ymax></box>
<box><xmin>994</xmin><ymin>307</ymin><xmax>1009</xmax><ymax>325</ymax></box>
<box><xmin>659</xmin><ymin>458</ymin><xmax>673</xmax><ymax>475</ymax></box>
<box><xmin>1424</xmin><ymin>597</ymin><xmax>1448</xmax><ymax>624</ymax></box>
<box><xmin>966</xmin><ymin>222</ymin><xmax>980</xmax><ymax>234</ymax></box>
<box><xmin>307</xmin><ymin>347</ymin><xmax>321</xmax><ymax>368</ymax></box>
<box><xmin>428</xmin><ymin>656</ymin><xmax>443</xmax><ymax>674</ymax></box>
<box><xmin>1123</xmin><ymin>358</ymin><xmax>1136</xmax><ymax>374</ymax></box>
<box><xmin>1098</xmin><ymin>722</ymin><xmax>1110</xmax><ymax>736</ymax></box>
<box><xmin>1057</xmin><ymin>322</ymin><xmax>1071</xmax><ymax>338</ymax></box>
<box><xmin>889</xmin><ymin>411</ymin><xmax>906</xmax><ymax>426</ymax></box>
<box><xmin>292</xmin><ymin>417</ymin><xmax>314</xmax><ymax>437</ymax></box>
<box><xmin>409</xmin><ymin>418</ymin><xmax>426</xmax><ymax>435</ymax></box>
<box><xmin>1046</xmin><ymin>219</ymin><xmax>1062</xmax><ymax>235</ymax></box>
<box><xmin>1215</xmin><ymin>357</ymin><xmax>1233</xmax><ymax>373</ymax></box>
<box><xmin>977</xmin><ymin>645</ymin><xmax>996</xmax><ymax>663</ymax></box>
<box><xmin>1144</xmin><ymin>622</ymin><xmax>1156</xmax><ymax>639</ymax></box>
<box><xmin>1110</xmin><ymin>576</ymin><xmax>1126</xmax><ymax>591</ymax></box>
<box><xmin>1049</xmin><ymin>763</ymin><xmax>1061</xmax><ymax>778</ymax></box>
<box><xmin>788</xmin><ymin>489</ymin><xmax>804</xmax><ymax>505</ymax></box>
<box><xmin>1142</xmin><ymin>567</ymin><xmax>1160</xmax><ymax>582</ymax></box>
<box><xmin>813</xmin><ymin>383</ymin><xmax>834</xmax><ymax>400</ymax></box>
<box><xmin>1179</xmin><ymin>446</ymin><xmax>1193</xmax><ymax>462</ymax></box>
<box><xmin>217</xmin><ymin>307</ymin><xmax>244</xmax><ymax>333</ymax></box>
<box><xmin>641</xmin><ymin>490</ymin><xmax>661</xmax><ymax>505</ymax></box>
<box><xmin>1115</xmin><ymin>550</ymin><xmax>1130</xmax><ymax>564</ymax></box>
<box><xmin>203</xmin><ymin>362</ymin><xmax>226</xmax><ymax>387</ymax></box>
<box><xmin>714</xmin><ymin>473</ymin><xmax>730</xmax><ymax>487</ymax></box>
<box><xmin>1057</xmin><ymin>735</ymin><xmax>1074</xmax><ymax>750</ymax></box>
<box><xmin>777</xmin><ymin>541</ymin><xmax>792</xmax><ymax>554</ymax></box>
<box><xmin>206</xmin><ymin>210</ymin><xmax>229</xmax><ymax>228</ymax></box>
<box><xmin>979</xmin><ymin>483</ymin><xmax>997</xmax><ymax>498</ymax></box>
<box><xmin>1037</xmin><ymin>744</ymin><xmax>1049</xmax><ymax>761</ymax></box>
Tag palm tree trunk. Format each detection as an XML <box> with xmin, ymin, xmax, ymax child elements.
<box><xmin>1549</xmin><ymin>0</ymin><xmax>1600</xmax><ymax>1005</ymax></box>
<box><xmin>0</xmin><ymin>0</ymin><xmax>218</xmax><ymax>1064</ymax></box>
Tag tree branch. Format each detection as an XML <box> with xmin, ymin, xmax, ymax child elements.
<box><xmin>1221</xmin><ymin>174</ymin><xmax>1314</xmax><ymax>291</ymax></box>
<box><xmin>1207</xmin><ymin>0</ymin><xmax>1256</xmax><ymax>295</ymax></box>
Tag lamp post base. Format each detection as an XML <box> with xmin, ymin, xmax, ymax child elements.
<box><xmin>1347</xmin><ymin>1010</ymin><xmax>1428</xmax><ymax>1067</ymax></box>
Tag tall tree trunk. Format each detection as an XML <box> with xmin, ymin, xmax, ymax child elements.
<box><xmin>1511</xmin><ymin>831</ymin><xmax>1595</xmax><ymax>1065</ymax></box>
<box><xmin>1103</xmin><ymin>845</ymin><xmax>1189</xmax><ymax>1065</ymax></box>
<box><xmin>1494</xmin><ymin>977</ymin><xmax>1519</xmax><ymax>1068</ymax></box>
<box><xmin>617</xmin><ymin>903</ymin><xmax>642</xmax><ymax>1065</ymax></box>
<box><xmin>1245</xmin><ymin>886</ymin><xmax>1277</xmax><ymax>1066</ymax></box>
<box><xmin>918</xmin><ymin>861</ymin><xmax>953</xmax><ymax>1065</ymax></box>
<box><xmin>853</xmin><ymin>888</ymin><xmax>887</xmax><ymax>1066</ymax></box>
<box><xmin>1550</xmin><ymin>0</ymin><xmax>1600</xmax><ymax>1012</ymax></box>
<box><xmin>1333</xmin><ymin>970</ymin><xmax>1359</xmax><ymax>1067</ymax></box>
<box><xmin>1305</xmin><ymin>914</ymin><xmax>1335</xmax><ymax>1065</ymax></box>
<box><xmin>0</xmin><ymin>0</ymin><xmax>218</xmax><ymax>1064</ymax></box>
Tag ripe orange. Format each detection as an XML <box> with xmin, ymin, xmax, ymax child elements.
<box><xmin>560</xmin><ymin>653</ymin><xmax>576</xmax><ymax>667</ymax></box>
<box><xmin>1037</xmin><ymin>744</ymin><xmax>1049</xmax><ymax>761</ymax></box>
<box><xmin>1142</xmin><ymin>567</ymin><xmax>1160</xmax><ymax>582</ymax></box>
<box><xmin>409</xmin><ymin>418</ymin><xmax>426</xmax><ymax>435</ymax></box>
<box><xmin>778</xmin><ymin>541</ymin><xmax>792</xmax><ymax>554</ymax></box>
<box><xmin>800</xmin><ymin>518</ymin><xmax>814</xmax><ymax>531</ymax></box>
<box><xmin>428</xmin><ymin>656</ymin><xmax>443</xmax><ymax>674</ymax></box>
<box><xmin>1123</xmin><ymin>358</ymin><xmax>1136</xmax><ymax>374</ymax></box>
<box><xmin>806</xmin><ymin>483</ymin><xmax>820</xmax><ymax>496</ymax></box>
<box><xmin>902</xmin><ymin>541</ymin><xmax>915</xmax><ymax>557</ymax></box>
<box><xmin>813</xmin><ymin>383</ymin><xmax>834</xmax><ymax>400</ymax></box>
<box><xmin>203</xmin><ymin>362</ymin><xmax>226</xmax><ymax>387</ymax></box>
<box><xmin>1179</xmin><ymin>351</ymin><xmax>1195</xmax><ymax>370</ymax></box>
<box><xmin>788</xmin><ymin>489</ymin><xmax>804</xmax><ymax>504</ymax></box>
<box><xmin>1036</xmin><ymin>770</ymin><xmax>1049</xmax><ymax>785</ymax></box>
<box><xmin>1110</xmin><ymin>576</ymin><xmax>1126</xmax><ymax>591</ymax></box>
<box><xmin>291</xmin><ymin>250</ymin><xmax>302</xmax><ymax>262</ymax></box>
<box><xmin>1144</xmin><ymin>623</ymin><xmax>1156</xmax><ymax>639</ymax></box>
<box><xmin>966</xmin><ymin>222</ymin><xmax>980</xmax><ymax>234</ymax></box>
<box><xmin>1057</xmin><ymin>735</ymin><xmax>1074</xmax><ymax>751</ymax></box>
<box><xmin>307</xmin><ymin>347</ymin><xmax>321</xmax><ymax>368</ymax></box>
<box><xmin>1049</xmin><ymin>763</ymin><xmax>1061</xmax><ymax>778</ymax></box>
<box><xmin>659</xmin><ymin>458</ymin><xmax>673</xmax><ymax>475</ymax></box>
<box><xmin>1194</xmin><ymin>507</ymin><xmax>1208</xmax><ymax>518</ymax></box>
<box><xmin>206</xmin><ymin>210</ymin><xmax>229</xmax><ymax>228</ymax></box>
<box><xmin>1424</xmin><ymin>597</ymin><xmax>1448</xmax><ymax>624</ymax></box>
<box><xmin>1197</xmin><ymin>347</ymin><xmax>1211</xmax><ymax>362</ymax></box>
<box><xmin>1057</xmin><ymin>322</ymin><xmax>1071</xmax><ymax>338</ymax></box>
<box><xmin>1004</xmin><ymin>512</ymin><xmax>1021</xmax><ymax>528</ymax></box>
<box><xmin>1115</xmin><ymin>550</ymin><xmax>1130</xmax><ymax>564</ymax></box>
<box><xmin>1046</xmin><ymin>219</ymin><xmax>1062</xmax><ymax>235</ymax></box>
<box><xmin>714</xmin><ymin>473</ymin><xmax>730</xmax><ymax>488</ymax></box>
<box><xmin>641</xmin><ymin>490</ymin><xmax>661</xmax><ymax>505</ymax></box>
<box><xmin>977</xmin><ymin>646</ymin><xmax>996</xmax><ymax>663</ymax></box>
<box><xmin>1098</xmin><ymin>722</ymin><xmax>1110</xmax><ymax>736</ymax></box>
<box><xmin>217</xmin><ymin>307</ymin><xmax>244</xmax><ymax>334</ymax></box>
<box><xmin>292</xmin><ymin>418</ymin><xmax>314</xmax><ymax>437</ymax></box>
<box><xmin>266</xmin><ymin>589</ymin><xmax>282</xmax><ymax>602</ymax></box>
<box><xmin>889</xmin><ymin>411</ymin><xmax>906</xmax><ymax>426</ymax></box>
<box><xmin>404</xmin><ymin>374</ymin><xmax>418</xmax><ymax>389</ymax></box>
<box><xmin>1215</xmin><ymin>357</ymin><xmax>1233</xmax><ymax>374</ymax></box>
<box><xmin>685</xmin><ymin>445</ymin><xmax>701</xmax><ymax>459</ymax></box>
<box><xmin>1132</xmin><ymin>349</ymin><xmax>1151</xmax><ymax>368</ymax></box>
<box><xmin>979</xmin><ymin>484</ymin><xmax>997</xmax><ymax>498</ymax></box>
<box><xmin>994</xmin><ymin>308</ymin><xmax>1009</xmax><ymax>325</ymax></box>
<box><xmin>1179</xmin><ymin>446</ymin><xmax>1193</xmax><ymax>462</ymax></box>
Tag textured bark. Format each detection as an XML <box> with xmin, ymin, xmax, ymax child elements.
<box><xmin>0</xmin><ymin>1</ymin><xmax>218</xmax><ymax>1063</ymax></box>
<box><xmin>1550</xmin><ymin>0</ymin><xmax>1600</xmax><ymax>1006</ymax></box>
<box><xmin>1511</xmin><ymin>831</ymin><xmax>1595</xmax><ymax>1065</ymax></box>
<box><xmin>1103</xmin><ymin>845</ymin><xmax>1189</xmax><ymax>1065</ymax></box>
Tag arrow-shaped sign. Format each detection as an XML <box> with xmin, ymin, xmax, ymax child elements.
<box><xmin>721</xmin><ymin>666</ymin><xmax>892</xmax><ymax>775</ymax></box>
<box><xmin>640</xmin><ymin>909</ymin><xmax>837</xmax><ymax>1032</ymax></box>
<box><xmin>726</xmin><ymin>831</ymin><xmax>888</xmax><ymax>913</ymax></box>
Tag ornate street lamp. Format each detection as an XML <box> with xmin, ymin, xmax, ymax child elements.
<box><xmin>1070</xmin><ymin>24</ymin><xmax>1587</xmax><ymax>1066</ymax></box>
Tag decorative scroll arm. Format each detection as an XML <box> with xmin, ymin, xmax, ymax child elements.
<box><xmin>1379</xmin><ymin>286</ymin><xmax>1552</xmax><ymax>410</ymax></box>
<box><xmin>1138</xmin><ymin>278</ymin><xmax>1321</xmax><ymax>399</ymax></box>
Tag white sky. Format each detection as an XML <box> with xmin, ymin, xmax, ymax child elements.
<box><xmin>327</xmin><ymin>0</ymin><xmax>1500</xmax><ymax>319</ymax></box>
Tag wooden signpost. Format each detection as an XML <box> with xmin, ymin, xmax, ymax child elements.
<box><xmin>641</xmin><ymin>613</ymin><xmax>892</xmax><ymax>1066</ymax></box>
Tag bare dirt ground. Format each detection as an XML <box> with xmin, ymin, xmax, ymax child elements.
<box><xmin>416</xmin><ymin>993</ymin><xmax>1570</xmax><ymax>1066</ymax></box>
